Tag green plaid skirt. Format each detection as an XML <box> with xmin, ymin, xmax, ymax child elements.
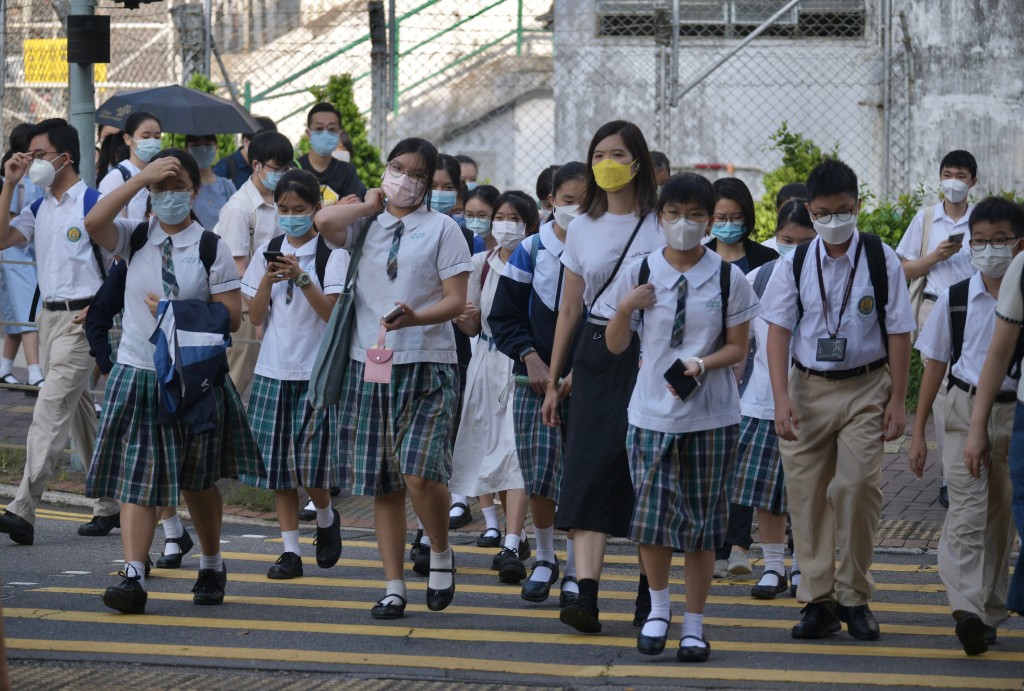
<box><xmin>85</xmin><ymin>364</ymin><xmax>260</xmax><ymax>507</ymax></box>
<box><xmin>732</xmin><ymin>415</ymin><xmax>787</xmax><ymax>515</ymax></box>
<box><xmin>341</xmin><ymin>360</ymin><xmax>458</xmax><ymax>497</ymax></box>
<box><xmin>627</xmin><ymin>423</ymin><xmax>739</xmax><ymax>552</ymax></box>
<box><xmin>512</xmin><ymin>383</ymin><xmax>568</xmax><ymax>502</ymax></box>
<box><xmin>239</xmin><ymin>375</ymin><xmax>346</xmax><ymax>491</ymax></box>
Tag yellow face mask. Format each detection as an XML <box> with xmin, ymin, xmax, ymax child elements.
<box><xmin>592</xmin><ymin>158</ymin><xmax>638</xmax><ymax>192</ymax></box>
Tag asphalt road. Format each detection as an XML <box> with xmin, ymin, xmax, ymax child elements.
<box><xmin>1</xmin><ymin>504</ymin><xmax>1022</xmax><ymax>690</ymax></box>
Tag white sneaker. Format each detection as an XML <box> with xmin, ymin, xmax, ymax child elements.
<box><xmin>713</xmin><ymin>559</ymin><xmax>729</xmax><ymax>579</ymax></box>
<box><xmin>727</xmin><ymin>550</ymin><xmax>752</xmax><ymax>576</ymax></box>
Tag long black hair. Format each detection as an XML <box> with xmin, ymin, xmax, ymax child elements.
<box><xmin>387</xmin><ymin>137</ymin><xmax>438</xmax><ymax>208</ymax></box>
<box><xmin>124</xmin><ymin>111</ymin><xmax>161</xmax><ymax>138</ymax></box>
<box><xmin>552</xmin><ymin>161</ymin><xmax>587</xmax><ymax>197</ymax></box>
<box><xmin>580</xmin><ymin>120</ymin><xmax>657</xmax><ymax>220</ymax></box>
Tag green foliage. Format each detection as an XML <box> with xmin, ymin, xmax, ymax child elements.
<box><xmin>308</xmin><ymin>75</ymin><xmax>384</xmax><ymax>188</ymax></box>
<box><xmin>905</xmin><ymin>349</ymin><xmax>924</xmax><ymax>414</ymax></box>
<box><xmin>160</xmin><ymin>73</ymin><xmax>239</xmax><ymax>163</ymax></box>
<box><xmin>856</xmin><ymin>184</ymin><xmax>925</xmax><ymax>250</ymax></box>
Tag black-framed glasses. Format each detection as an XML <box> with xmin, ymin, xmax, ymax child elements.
<box><xmin>661</xmin><ymin>210</ymin><xmax>709</xmax><ymax>223</ymax></box>
<box><xmin>810</xmin><ymin>210</ymin><xmax>856</xmax><ymax>224</ymax></box>
<box><xmin>970</xmin><ymin>238</ymin><xmax>1016</xmax><ymax>250</ymax></box>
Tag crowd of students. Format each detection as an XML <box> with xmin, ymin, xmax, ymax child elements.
<box><xmin>0</xmin><ymin>108</ymin><xmax>1020</xmax><ymax>664</ymax></box>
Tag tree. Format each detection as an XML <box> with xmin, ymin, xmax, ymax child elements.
<box><xmin>307</xmin><ymin>75</ymin><xmax>384</xmax><ymax>188</ymax></box>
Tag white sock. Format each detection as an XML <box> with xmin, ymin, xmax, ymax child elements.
<box><xmin>27</xmin><ymin>364</ymin><xmax>42</xmax><ymax>382</ymax></box>
<box><xmin>315</xmin><ymin>504</ymin><xmax>334</xmax><ymax>528</ymax></box>
<box><xmin>282</xmin><ymin>530</ymin><xmax>301</xmax><ymax>556</ymax></box>
<box><xmin>641</xmin><ymin>586</ymin><xmax>671</xmax><ymax>637</ymax></box>
<box><xmin>162</xmin><ymin>514</ymin><xmax>184</xmax><ymax>555</ymax></box>
<box><xmin>482</xmin><ymin>505</ymin><xmax>499</xmax><ymax>531</ymax></box>
<box><xmin>199</xmin><ymin>553</ymin><xmax>223</xmax><ymax>572</ymax></box>
<box><xmin>381</xmin><ymin>579</ymin><xmax>406</xmax><ymax>606</ymax></box>
<box><xmin>681</xmin><ymin>612</ymin><xmax>706</xmax><ymax>647</ymax></box>
<box><xmin>126</xmin><ymin>560</ymin><xmax>146</xmax><ymax>590</ymax></box>
<box><xmin>791</xmin><ymin>550</ymin><xmax>800</xmax><ymax>576</ymax></box>
<box><xmin>564</xmin><ymin>538</ymin><xmax>577</xmax><ymax>579</ymax></box>
<box><xmin>759</xmin><ymin>543</ymin><xmax>785</xmax><ymax>587</ymax></box>
<box><xmin>0</xmin><ymin>358</ymin><xmax>13</xmax><ymax>376</ymax></box>
<box><xmin>449</xmin><ymin>494</ymin><xmax>467</xmax><ymax>517</ymax></box>
<box><xmin>427</xmin><ymin>547</ymin><xmax>454</xmax><ymax>590</ymax></box>
<box><xmin>529</xmin><ymin>525</ymin><xmax>556</xmax><ymax>582</ymax></box>
<box><xmin>420</xmin><ymin>533</ymin><xmax>431</xmax><ymax>548</ymax></box>
<box><xmin>503</xmin><ymin>532</ymin><xmax>521</xmax><ymax>554</ymax></box>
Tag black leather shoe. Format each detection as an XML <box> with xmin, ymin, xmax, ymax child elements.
<box><xmin>409</xmin><ymin>529</ymin><xmax>426</xmax><ymax>560</ymax></box>
<box><xmin>267</xmin><ymin>552</ymin><xmax>303</xmax><ymax>580</ymax></box>
<box><xmin>192</xmin><ymin>564</ymin><xmax>227</xmax><ymax>605</ymax></box>
<box><xmin>497</xmin><ymin>547</ymin><xmax>526</xmax><ymax>584</ymax></box>
<box><xmin>371</xmin><ymin>593</ymin><xmax>407</xmax><ymax>620</ymax></box>
<box><xmin>410</xmin><ymin>530</ymin><xmax>430</xmax><ymax>576</ymax></box>
<box><xmin>789</xmin><ymin>570</ymin><xmax>801</xmax><ymax>597</ymax></box>
<box><xmin>519</xmin><ymin>536</ymin><xmax>530</xmax><ymax>562</ymax></box>
<box><xmin>521</xmin><ymin>560</ymin><xmax>559</xmax><ymax>602</ymax></box>
<box><xmin>954</xmin><ymin>612</ymin><xmax>987</xmax><ymax>656</ymax></box>
<box><xmin>155</xmin><ymin>529</ymin><xmax>194</xmax><ymax>569</ymax></box>
<box><xmin>298</xmin><ymin>507</ymin><xmax>316</xmax><ymax>522</ymax></box>
<box><xmin>558</xmin><ymin>576</ymin><xmax>579</xmax><ymax>607</ymax></box>
<box><xmin>560</xmin><ymin>596</ymin><xmax>601</xmax><ymax>633</ymax></box>
<box><xmin>677</xmin><ymin>635</ymin><xmax>711</xmax><ymax>662</ymax></box>
<box><xmin>984</xmin><ymin>625</ymin><xmax>997</xmax><ymax>645</ymax></box>
<box><xmin>103</xmin><ymin>571</ymin><xmax>147</xmax><ymax>614</ymax></box>
<box><xmin>314</xmin><ymin>508</ymin><xmax>342</xmax><ymax>569</ymax></box>
<box><xmin>0</xmin><ymin>510</ymin><xmax>34</xmax><ymax>545</ymax></box>
<box><xmin>633</xmin><ymin>587</ymin><xmax>652</xmax><ymax>627</ymax></box>
<box><xmin>78</xmin><ymin>512</ymin><xmax>120</xmax><ymax>537</ymax></box>
<box><xmin>938</xmin><ymin>484</ymin><xmax>949</xmax><ymax>508</ymax></box>
<box><xmin>835</xmin><ymin>602</ymin><xmax>880</xmax><ymax>641</ymax></box>
<box><xmin>448</xmin><ymin>502</ymin><xmax>473</xmax><ymax>529</ymax></box>
<box><xmin>751</xmin><ymin>570</ymin><xmax>789</xmax><ymax>600</ymax></box>
<box><xmin>425</xmin><ymin>551</ymin><xmax>456</xmax><ymax>611</ymax></box>
<box><xmin>476</xmin><ymin>527</ymin><xmax>501</xmax><ymax>548</ymax></box>
<box><xmin>791</xmin><ymin>601</ymin><xmax>841</xmax><ymax>639</ymax></box>
<box><xmin>637</xmin><ymin>617</ymin><xmax>670</xmax><ymax>655</ymax></box>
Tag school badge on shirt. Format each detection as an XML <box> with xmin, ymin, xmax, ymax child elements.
<box><xmin>858</xmin><ymin>295</ymin><xmax>875</xmax><ymax>315</ymax></box>
<box><xmin>66</xmin><ymin>227</ymin><xmax>82</xmax><ymax>242</ymax></box>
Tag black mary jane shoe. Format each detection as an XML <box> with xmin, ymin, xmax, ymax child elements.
<box><xmin>371</xmin><ymin>593</ymin><xmax>407</xmax><ymax>620</ymax></box>
<box><xmin>637</xmin><ymin>616</ymin><xmax>671</xmax><ymax>656</ymax></box>
<box><xmin>314</xmin><ymin>507</ymin><xmax>343</xmax><ymax>569</ymax></box>
<box><xmin>425</xmin><ymin>552</ymin><xmax>456</xmax><ymax>611</ymax></box>
<box><xmin>558</xmin><ymin>576</ymin><xmax>579</xmax><ymax>607</ymax></box>
<box><xmin>521</xmin><ymin>560</ymin><xmax>559</xmax><ymax>603</ymax></box>
<box><xmin>677</xmin><ymin>635</ymin><xmax>711</xmax><ymax>663</ymax></box>
<box><xmin>750</xmin><ymin>569</ymin><xmax>788</xmax><ymax>600</ymax></box>
<box><xmin>156</xmin><ymin>529</ymin><xmax>195</xmax><ymax>569</ymax></box>
<box><xmin>633</xmin><ymin>588</ymin><xmax>652</xmax><ymax>627</ymax></box>
<box><xmin>476</xmin><ymin>527</ymin><xmax>502</xmax><ymax>548</ymax></box>
<box><xmin>448</xmin><ymin>502</ymin><xmax>473</xmax><ymax>530</ymax></box>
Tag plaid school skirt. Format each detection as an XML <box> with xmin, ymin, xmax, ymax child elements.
<box><xmin>85</xmin><ymin>363</ymin><xmax>260</xmax><ymax>507</ymax></box>
<box><xmin>239</xmin><ymin>375</ymin><xmax>346</xmax><ymax>491</ymax></box>
<box><xmin>341</xmin><ymin>360</ymin><xmax>458</xmax><ymax>497</ymax></box>
<box><xmin>731</xmin><ymin>415</ymin><xmax>787</xmax><ymax>515</ymax></box>
<box><xmin>627</xmin><ymin>424</ymin><xmax>739</xmax><ymax>552</ymax></box>
<box><xmin>513</xmin><ymin>383</ymin><xmax>568</xmax><ymax>502</ymax></box>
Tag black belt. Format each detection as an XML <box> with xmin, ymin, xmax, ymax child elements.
<box><xmin>793</xmin><ymin>357</ymin><xmax>887</xmax><ymax>381</ymax></box>
<box><xmin>923</xmin><ymin>292</ymin><xmax>939</xmax><ymax>302</ymax></box>
<box><xmin>947</xmin><ymin>374</ymin><xmax>1017</xmax><ymax>404</ymax></box>
<box><xmin>43</xmin><ymin>299</ymin><xmax>92</xmax><ymax>312</ymax></box>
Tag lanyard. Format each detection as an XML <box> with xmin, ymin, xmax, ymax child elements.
<box><xmin>815</xmin><ymin>239</ymin><xmax>863</xmax><ymax>339</ymax></box>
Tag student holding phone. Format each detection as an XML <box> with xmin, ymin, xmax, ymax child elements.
<box><xmin>603</xmin><ymin>173</ymin><xmax>761</xmax><ymax>663</ymax></box>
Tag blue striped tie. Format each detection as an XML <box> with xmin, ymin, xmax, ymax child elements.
<box><xmin>386</xmin><ymin>221</ymin><xmax>404</xmax><ymax>281</ymax></box>
<box><xmin>670</xmin><ymin>275</ymin><xmax>687</xmax><ymax>347</ymax></box>
<box><xmin>161</xmin><ymin>237</ymin><xmax>179</xmax><ymax>297</ymax></box>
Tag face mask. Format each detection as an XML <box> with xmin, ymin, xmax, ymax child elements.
<box><xmin>712</xmin><ymin>222</ymin><xmax>745</xmax><ymax>244</ymax></box>
<box><xmin>662</xmin><ymin>218</ymin><xmax>707</xmax><ymax>251</ymax></box>
<box><xmin>466</xmin><ymin>217</ymin><xmax>491</xmax><ymax>236</ymax></box>
<box><xmin>553</xmin><ymin>204</ymin><xmax>580</xmax><ymax>230</ymax></box>
<box><xmin>188</xmin><ymin>145</ymin><xmax>217</xmax><ymax>170</ymax></box>
<box><xmin>451</xmin><ymin>214</ymin><xmax>466</xmax><ymax>229</ymax></box>
<box><xmin>278</xmin><ymin>213</ymin><xmax>314</xmax><ymax>238</ymax></box>
<box><xmin>491</xmin><ymin>220</ymin><xmax>527</xmax><ymax>250</ymax></box>
<box><xmin>812</xmin><ymin>214</ymin><xmax>857</xmax><ymax>245</ymax></box>
<box><xmin>940</xmin><ymin>178</ymin><xmax>969</xmax><ymax>204</ymax></box>
<box><xmin>309</xmin><ymin>130</ymin><xmax>340</xmax><ymax>158</ymax></box>
<box><xmin>151</xmin><ymin>190</ymin><xmax>193</xmax><ymax>225</ymax></box>
<box><xmin>970</xmin><ymin>244</ymin><xmax>1014</xmax><ymax>278</ymax></box>
<box><xmin>28</xmin><ymin>155</ymin><xmax>65</xmax><ymax>188</ymax></box>
<box><xmin>134</xmin><ymin>137</ymin><xmax>162</xmax><ymax>163</ymax></box>
<box><xmin>331</xmin><ymin>149</ymin><xmax>351</xmax><ymax>163</ymax></box>
<box><xmin>592</xmin><ymin>159</ymin><xmax>637</xmax><ymax>192</ymax></box>
<box><xmin>259</xmin><ymin>165</ymin><xmax>284</xmax><ymax>191</ymax></box>
<box><xmin>776</xmin><ymin>242</ymin><xmax>798</xmax><ymax>257</ymax></box>
<box><xmin>381</xmin><ymin>168</ymin><xmax>426</xmax><ymax>208</ymax></box>
<box><xmin>428</xmin><ymin>189</ymin><xmax>457</xmax><ymax>214</ymax></box>
<box><xmin>466</xmin><ymin>181</ymin><xmax>479</xmax><ymax>191</ymax></box>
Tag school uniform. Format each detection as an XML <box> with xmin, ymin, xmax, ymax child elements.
<box><xmin>599</xmin><ymin>248</ymin><xmax>760</xmax><ymax>550</ymax></box>
<box><xmin>555</xmin><ymin>211</ymin><xmax>662</xmax><ymax>536</ymax></box>
<box><xmin>762</xmin><ymin>231</ymin><xmax>914</xmax><ymax>607</ymax></box>
<box><xmin>338</xmin><ymin>205</ymin><xmax>472</xmax><ymax>496</ymax></box>
<box><xmin>4</xmin><ymin>181</ymin><xmax>118</xmax><ymax>526</ymax></box>
<box><xmin>98</xmin><ymin>159</ymin><xmax>149</xmax><ymax>221</ymax></box>
<box><xmin>238</xmin><ymin>236</ymin><xmax>349</xmax><ymax>491</ymax></box>
<box><xmin>85</xmin><ymin>218</ymin><xmax>258</xmax><ymax>507</ymax></box>
<box><xmin>917</xmin><ymin>272</ymin><xmax>1017</xmax><ymax>627</ymax></box>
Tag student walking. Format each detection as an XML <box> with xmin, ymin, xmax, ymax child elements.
<box><xmin>185</xmin><ymin>135</ymin><xmax>236</xmax><ymax>230</ymax></box>
<box><xmin>98</xmin><ymin>112</ymin><xmax>163</xmax><ymax>221</ymax></box>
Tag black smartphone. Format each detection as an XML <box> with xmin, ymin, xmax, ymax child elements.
<box><xmin>383</xmin><ymin>304</ymin><xmax>406</xmax><ymax>323</ymax></box>
<box><xmin>664</xmin><ymin>359</ymin><xmax>701</xmax><ymax>401</ymax></box>
<box><xmin>947</xmin><ymin>232</ymin><xmax>965</xmax><ymax>245</ymax></box>
<box><xmin>263</xmin><ymin>250</ymin><xmax>284</xmax><ymax>264</ymax></box>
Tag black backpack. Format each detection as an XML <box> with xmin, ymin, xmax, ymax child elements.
<box><xmin>265</xmin><ymin>233</ymin><xmax>332</xmax><ymax>288</ymax></box>
<box><xmin>948</xmin><ymin>276</ymin><xmax>1024</xmax><ymax>382</ymax></box>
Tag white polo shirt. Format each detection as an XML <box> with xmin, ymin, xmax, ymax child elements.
<box><xmin>11</xmin><ymin>180</ymin><xmax>110</xmax><ymax>302</ymax></box>
<box><xmin>896</xmin><ymin>201</ymin><xmax>973</xmax><ymax>296</ymax></box>
<box><xmin>762</xmin><ymin>231</ymin><xmax>915</xmax><ymax>371</ymax></box>
<box><xmin>345</xmin><ymin>205</ymin><xmax>472</xmax><ymax>365</ymax></box>
<box><xmin>98</xmin><ymin>159</ymin><xmax>149</xmax><ymax>222</ymax></box>
<box><xmin>112</xmin><ymin>217</ymin><xmax>240</xmax><ymax>370</ymax></box>
<box><xmin>562</xmin><ymin>211</ymin><xmax>662</xmax><ymax>319</ymax></box>
<box><xmin>739</xmin><ymin>262</ymin><xmax>776</xmax><ymax>421</ymax></box>
<box><xmin>600</xmin><ymin>247</ymin><xmax>761</xmax><ymax>435</ymax></box>
<box><xmin>241</xmin><ymin>236</ymin><xmax>348</xmax><ymax>380</ymax></box>
<box><xmin>214</xmin><ymin>178</ymin><xmax>277</xmax><ymax>258</ymax></box>
<box><xmin>995</xmin><ymin>252</ymin><xmax>1024</xmax><ymax>402</ymax></box>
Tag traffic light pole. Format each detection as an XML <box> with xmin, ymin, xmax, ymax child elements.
<box><xmin>68</xmin><ymin>0</ymin><xmax>96</xmax><ymax>186</ymax></box>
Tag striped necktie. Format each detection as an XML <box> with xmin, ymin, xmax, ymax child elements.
<box><xmin>161</xmin><ymin>237</ymin><xmax>179</xmax><ymax>297</ymax></box>
<box><xmin>386</xmin><ymin>221</ymin><xmax>404</xmax><ymax>281</ymax></box>
<box><xmin>670</xmin><ymin>275</ymin><xmax>687</xmax><ymax>347</ymax></box>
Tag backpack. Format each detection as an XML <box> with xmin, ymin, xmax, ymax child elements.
<box><xmin>737</xmin><ymin>259</ymin><xmax>778</xmax><ymax>395</ymax></box>
<box><xmin>637</xmin><ymin>255</ymin><xmax>731</xmax><ymax>338</ymax></box>
<box><xmin>266</xmin><ymin>233</ymin><xmax>332</xmax><ymax>288</ymax></box>
<box><xmin>948</xmin><ymin>276</ymin><xmax>1024</xmax><ymax>382</ymax></box>
<box><xmin>114</xmin><ymin>164</ymin><xmax>132</xmax><ymax>183</ymax></box>
<box><xmin>793</xmin><ymin>233</ymin><xmax>890</xmax><ymax>356</ymax></box>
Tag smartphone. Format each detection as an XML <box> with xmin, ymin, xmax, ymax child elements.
<box><xmin>263</xmin><ymin>250</ymin><xmax>284</xmax><ymax>264</ymax></box>
<box><xmin>947</xmin><ymin>232</ymin><xmax>965</xmax><ymax>245</ymax></box>
<box><xmin>664</xmin><ymin>359</ymin><xmax>701</xmax><ymax>401</ymax></box>
<box><xmin>383</xmin><ymin>304</ymin><xmax>406</xmax><ymax>323</ymax></box>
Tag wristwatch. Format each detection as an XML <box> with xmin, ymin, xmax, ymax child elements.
<box><xmin>686</xmin><ymin>357</ymin><xmax>706</xmax><ymax>376</ymax></box>
<box><xmin>294</xmin><ymin>272</ymin><xmax>312</xmax><ymax>289</ymax></box>
<box><xmin>519</xmin><ymin>347</ymin><xmax>537</xmax><ymax>363</ymax></box>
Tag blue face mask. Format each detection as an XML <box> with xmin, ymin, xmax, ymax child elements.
<box><xmin>429</xmin><ymin>189</ymin><xmax>457</xmax><ymax>214</ymax></box>
<box><xmin>151</xmin><ymin>190</ymin><xmax>192</xmax><ymax>225</ymax></box>
<box><xmin>309</xmin><ymin>130</ymin><xmax>340</xmax><ymax>158</ymax></box>
<box><xmin>776</xmin><ymin>242</ymin><xmax>797</xmax><ymax>256</ymax></box>
<box><xmin>278</xmin><ymin>214</ymin><xmax>314</xmax><ymax>237</ymax></box>
<box><xmin>466</xmin><ymin>181</ymin><xmax>479</xmax><ymax>191</ymax></box>
<box><xmin>188</xmin><ymin>145</ymin><xmax>217</xmax><ymax>170</ymax></box>
<box><xmin>466</xmin><ymin>217</ymin><xmax>491</xmax><ymax>236</ymax></box>
<box><xmin>134</xmin><ymin>137</ymin><xmax>163</xmax><ymax>163</ymax></box>
<box><xmin>712</xmin><ymin>222</ymin><xmax>745</xmax><ymax>244</ymax></box>
<box><xmin>451</xmin><ymin>214</ymin><xmax>466</xmax><ymax>229</ymax></box>
<box><xmin>261</xmin><ymin>167</ymin><xmax>284</xmax><ymax>191</ymax></box>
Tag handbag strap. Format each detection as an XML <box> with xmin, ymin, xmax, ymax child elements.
<box><xmin>344</xmin><ymin>213</ymin><xmax>379</xmax><ymax>291</ymax></box>
<box><xmin>590</xmin><ymin>212</ymin><xmax>648</xmax><ymax>311</ymax></box>
<box><xmin>375</xmin><ymin>323</ymin><xmax>388</xmax><ymax>350</ymax></box>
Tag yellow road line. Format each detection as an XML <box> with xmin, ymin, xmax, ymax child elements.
<box><xmin>6</xmin><ymin>638</ymin><xmax>1020</xmax><ymax>688</ymax></box>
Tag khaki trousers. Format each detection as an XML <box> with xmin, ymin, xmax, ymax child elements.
<box><xmin>226</xmin><ymin>314</ymin><xmax>260</xmax><ymax>402</ymax></box>
<box><xmin>938</xmin><ymin>387</ymin><xmax>1015</xmax><ymax>626</ymax></box>
<box><xmin>781</xmin><ymin>365</ymin><xmax>891</xmax><ymax>606</ymax></box>
<box><xmin>6</xmin><ymin>309</ymin><xmax>118</xmax><ymax>524</ymax></box>
<box><xmin>918</xmin><ymin>298</ymin><xmax>947</xmax><ymax>455</ymax></box>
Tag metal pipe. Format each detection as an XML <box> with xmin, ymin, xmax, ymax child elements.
<box><xmin>68</xmin><ymin>0</ymin><xmax>96</xmax><ymax>187</ymax></box>
<box><xmin>517</xmin><ymin>0</ymin><xmax>523</xmax><ymax>56</ymax></box>
<box><xmin>389</xmin><ymin>0</ymin><xmax>396</xmax><ymax>112</ymax></box>
<box><xmin>203</xmin><ymin>0</ymin><xmax>212</xmax><ymax>78</ymax></box>
<box><xmin>669</xmin><ymin>0</ymin><xmax>679</xmax><ymax>106</ymax></box>
<box><xmin>881</xmin><ymin>0</ymin><xmax>891</xmax><ymax>198</ymax></box>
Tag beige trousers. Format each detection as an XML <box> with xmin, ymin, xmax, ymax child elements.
<box><xmin>781</xmin><ymin>365</ymin><xmax>891</xmax><ymax>606</ymax></box>
<box><xmin>226</xmin><ymin>314</ymin><xmax>260</xmax><ymax>402</ymax></box>
<box><xmin>6</xmin><ymin>309</ymin><xmax>118</xmax><ymax>524</ymax></box>
<box><xmin>938</xmin><ymin>387</ymin><xmax>1015</xmax><ymax>626</ymax></box>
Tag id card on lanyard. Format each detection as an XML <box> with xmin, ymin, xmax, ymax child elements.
<box><xmin>814</xmin><ymin>240</ymin><xmax>863</xmax><ymax>362</ymax></box>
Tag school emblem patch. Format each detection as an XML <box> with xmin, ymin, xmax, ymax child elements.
<box><xmin>858</xmin><ymin>295</ymin><xmax>875</xmax><ymax>315</ymax></box>
<box><xmin>66</xmin><ymin>227</ymin><xmax>82</xmax><ymax>242</ymax></box>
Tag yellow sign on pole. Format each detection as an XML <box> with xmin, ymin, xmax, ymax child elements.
<box><xmin>23</xmin><ymin>39</ymin><xmax>108</xmax><ymax>83</ymax></box>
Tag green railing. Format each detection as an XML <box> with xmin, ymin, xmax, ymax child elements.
<box><xmin>243</xmin><ymin>0</ymin><xmax>531</xmax><ymax>122</ymax></box>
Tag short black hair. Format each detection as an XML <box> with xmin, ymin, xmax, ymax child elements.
<box><xmin>806</xmin><ymin>158</ymin><xmax>858</xmax><ymax>202</ymax></box>
<box><xmin>124</xmin><ymin>111</ymin><xmax>161</xmax><ymax>138</ymax></box>
<box><xmin>650</xmin><ymin>150</ymin><xmax>670</xmax><ymax>172</ymax></box>
<box><xmin>2</xmin><ymin>123</ymin><xmax>34</xmax><ymax>169</ymax></box>
<box><xmin>535</xmin><ymin>164</ymin><xmax>560</xmax><ymax>201</ymax></box>
<box><xmin>29</xmin><ymin>118</ymin><xmax>81</xmax><ymax>174</ymax></box>
<box><xmin>274</xmin><ymin>168</ymin><xmax>322</xmax><ymax>208</ymax></box>
<box><xmin>387</xmin><ymin>137</ymin><xmax>438</xmax><ymax>208</ymax></box>
<box><xmin>454</xmin><ymin>154</ymin><xmax>477</xmax><ymax>167</ymax></box>
<box><xmin>307</xmin><ymin>102</ymin><xmax>341</xmax><ymax>128</ymax></box>
<box><xmin>248</xmin><ymin>131</ymin><xmax>294</xmax><ymax>168</ymax></box>
<box><xmin>776</xmin><ymin>197</ymin><xmax>812</xmax><ymax>233</ymax></box>
<box><xmin>184</xmin><ymin>134</ymin><xmax>217</xmax><ymax>146</ymax></box>
<box><xmin>466</xmin><ymin>184</ymin><xmax>500</xmax><ymax>210</ymax></box>
<box><xmin>940</xmin><ymin>150</ymin><xmax>977</xmax><ymax>179</ymax></box>
<box><xmin>552</xmin><ymin>161</ymin><xmax>587</xmax><ymax>196</ymax></box>
<box><xmin>968</xmin><ymin>197</ymin><xmax>1024</xmax><ymax>238</ymax></box>
<box><xmin>494</xmin><ymin>190</ymin><xmax>541</xmax><ymax>236</ymax></box>
<box><xmin>712</xmin><ymin>177</ymin><xmax>757</xmax><ymax>239</ymax></box>
<box><xmin>776</xmin><ymin>182</ymin><xmax>807</xmax><ymax>210</ymax></box>
<box><xmin>657</xmin><ymin>173</ymin><xmax>716</xmax><ymax>216</ymax></box>
<box><xmin>435</xmin><ymin>153</ymin><xmax>462</xmax><ymax>190</ymax></box>
<box><xmin>242</xmin><ymin>115</ymin><xmax>278</xmax><ymax>143</ymax></box>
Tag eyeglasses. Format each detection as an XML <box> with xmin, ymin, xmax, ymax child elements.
<box><xmin>713</xmin><ymin>213</ymin><xmax>744</xmax><ymax>225</ymax></box>
<box><xmin>29</xmin><ymin>150</ymin><xmax>60</xmax><ymax>161</ymax></box>
<box><xmin>809</xmin><ymin>210</ymin><xmax>856</xmax><ymax>224</ymax></box>
<box><xmin>661</xmin><ymin>210</ymin><xmax>709</xmax><ymax>223</ymax></box>
<box><xmin>262</xmin><ymin>163</ymin><xmax>293</xmax><ymax>174</ymax></box>
<box><xmin>970</xmin><ymin>238</ymin><xmax>1016</xmax><ymax>250</ymax></box>
<box><xmin>388</xmin><ymin>161</ymin><xmax>428</xmax><ymax>183</ymax></box>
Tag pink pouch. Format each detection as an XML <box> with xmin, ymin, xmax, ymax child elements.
<box><xmin>364</xmin><ymin>325</ymin><xmax>394</xmax><ymax>384</ymax></box>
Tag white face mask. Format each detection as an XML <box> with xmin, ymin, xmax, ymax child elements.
<box><xmin>491</xmin><ymin>220</ymin><xmax>527</xmax><ymax>250</ymax></box>
<box><xmin>553</xmin><ymin>204</ymin><xmax>580</xmax><ymax>230</ymax></box>
<box><xmin>331</xmin><ymin>149</ymin><xmax>351</xmax><ymax>163</ymax></box>
<box><xmin>662</xmin><ymin>218</ymin><xmax>707</xmax><ymax>251</ymax></box>
<box><xmin>776</xmin><ymin>242</ymin><xmax>797</xmax><ymax>256</ymax></box>
<box><xmin>970</xmin><ymin>244</ymin><xmax>1015</xmax><ymax>278</ymax></box>
<box><xmin>28</xmin><ymin>155</ymin><xmax>65</xmax><ymax>188</ymax></box>
<box><xmin>940</xmin><ymin>178</ymin><xmax>969</xmax><ymax>204</ymax></box>
<box><xmin>812</xmin><ymin>214</ymin><xmax>857</xmax><ymax>245</ymax></box>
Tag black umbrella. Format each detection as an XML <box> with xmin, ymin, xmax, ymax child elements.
<box><xmin>96</xmin><ymin>85</ymin><xmax>261</xmax><ymax>135</ymax></box>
